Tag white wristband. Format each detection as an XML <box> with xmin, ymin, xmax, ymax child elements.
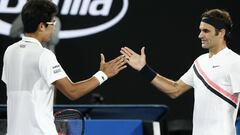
<box><xmin>93</xmin><ymin>71</ymin><xmax>108</xmax><ymax>85</ymax></box>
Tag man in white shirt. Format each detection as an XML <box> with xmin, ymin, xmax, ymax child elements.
<box><xmin>120</xmin><ymin>9</ymin><xmax>240</xmax><ymax>135</ymax></box>
<box><xmin>9</xmin><ymin>0</ymin><xmax>61</xmax><ymax>53</ymax></box>
<box><xmin>1</xmin><ymin>1</ymin><xmax>126</xmax><ymax>135</ymax></box>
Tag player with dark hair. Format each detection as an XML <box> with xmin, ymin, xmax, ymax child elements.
<box><xmin>2</xmin><ymin>1</ymin><xmax>126</xmax><ymax>134</ymax></box>
<box><xmin>121</xmin><ymin>9</ymin><xmax>240</xmax><ymax>135</ymax></box>
<box><xmin>10</xmin><ymin>0</ymin><xmax>61</xmax><ymax>53</ymax></box>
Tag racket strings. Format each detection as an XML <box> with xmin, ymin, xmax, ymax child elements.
<box><xmin>54</xmin><ymin>109</ymin><xmax>85</xmax><ymax>135</ymax></box>
<box><xmin>55</xmin><ymin>112</ymin><xmax>82</xmax><ymax>120</ymax></box>
<box><xmin>54</xmin><ymin>109</ymin><xmax>84</xmax><ymax>120</ymax></box>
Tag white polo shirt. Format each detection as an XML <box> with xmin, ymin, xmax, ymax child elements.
<box><xmin>1</xmin><ymin>36</ymin><xmax>67</xmax><ymax>135</ymax></box>
<box><xmin>180</xmin><ymin>48</ymin><xmax>240</xmax><ymax>135</ymax></box>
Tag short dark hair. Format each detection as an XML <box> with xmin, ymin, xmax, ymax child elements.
<box><xmin>201</xmin><ymin>9</ymin><xmax>233</xmax><ymax>42</ymax></box>
<box><xmin>21</xmin><ymin>0</ymin><xmax>58</xmax><ymax>33</ymax></box>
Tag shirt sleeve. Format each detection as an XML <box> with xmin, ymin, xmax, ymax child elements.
<box><xmin>180</xmin><ymin>64</ymin><xmax>194</xmax><ymax>87</ymax></box>
<box><xmin>39</xmin><ymin>49</ymin><xmax>67</xmax><ymax>87</ymax></box>
<box><xmin>229</xmin><ymin>61</ymin><xmax>240</xmax><ymax>94</ymax></box>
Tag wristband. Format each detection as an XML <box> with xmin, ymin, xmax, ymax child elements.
<box><xmin>93</xmin><ymin>71</ymin><xmax>108</xmax><ymax>85</ymax></box>
<box><xmin>139</xmin><ymin>65</ymin><xmax>157</xmax><ymax>82</ymax></box>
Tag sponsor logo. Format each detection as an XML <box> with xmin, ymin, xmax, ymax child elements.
<box><xmin>212</xmin><ymin>65</ymin><xmax>220</xmax><ymax>68</ymax></box>
<box><xmin>0</xmin><ymin>0</ymin><xmax>129</xmax><ymax>39</ymax></box>
<box><xmin>19</xmin><ymin>44</ymin><xmax>26</xmax><ymax>48</ymax></box>
<box><xmin>52</xmin><ymin>65</ymin><xmax>60</xmax><ymax>69</ymax></box>
<box><xmin>53</xmin><ymin>69</ymin><xmax>62</xmax><ymax>74</ymax></box>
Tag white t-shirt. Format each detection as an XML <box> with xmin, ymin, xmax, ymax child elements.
<box><xmin>1</xmin><ymin>36</ymin><xmax>67</xmax><ymax>135</ymax></box>
<box><xmin>180</xmin><ymin>48</ymin><xmax>240</xmax><ymax>135</ymax></box>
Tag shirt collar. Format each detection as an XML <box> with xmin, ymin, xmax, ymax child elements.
<box><xmin>210</xmin><ymin>47</ymin><xmax>230</xmax><ymax>58</ymax></box>
<box><xmin>22</xmin><ymin>36</ymin><xmax>43</xmax><ymax>47</ymax></box>
<box><xmin>215</xmin><ymin>47</ymin><xmax>230</xmax><ymax>56</ymax></box>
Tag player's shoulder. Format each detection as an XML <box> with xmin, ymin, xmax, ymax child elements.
<box><xmin>228</xmin><ymin>49</ymin><xmax>240</xmax><ymax>57</ymax></box>
<box><xmin>194</xmin><ymin>53</ymin><xmax>208</xmax><ymax>62</ymax></box>
<box><xmin>40</xmin><ymin>48</ymin><xmax>56</xmax><ymax>58</ymax></box>
<box><xmin>4</xmin><ymin>40</ymin><xmax>22</xmax><ymax>54</ymax></box>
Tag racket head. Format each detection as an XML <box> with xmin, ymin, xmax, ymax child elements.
<box><xmin>54</xmin><ymin>109</ymin><xmax>83</xmax><ymax>120</ymax></box>
<box><xmin>54</xmin><ymin>109</ymin><xmax>85</xmax><ymax>135</ymax></box>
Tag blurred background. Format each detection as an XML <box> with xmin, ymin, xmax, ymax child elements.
<box><xmin>0</xmin><ymin>0</ymin><xmax>240</xmax><ymax>132</ymax></box>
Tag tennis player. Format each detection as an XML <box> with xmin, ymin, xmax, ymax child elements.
<box><xmin>10</xmin><ymin>0</ymin><xmax>61</xmax><ymax>53</ymax></box>
<box><xmin>1</xmin><ymin>0</ymin><xmax>126</xmax><ymax>135</ymax></box>
<box><xmin>121</xmin><ymin>9</ymin><xmax>240</xmax><ymax>135</ymax></box>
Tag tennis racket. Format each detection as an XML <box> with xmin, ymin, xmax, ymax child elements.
<box><xmin>54</xmin><ymin>109</ymin><xmax>85</xmax><ymax>135</ymax></box>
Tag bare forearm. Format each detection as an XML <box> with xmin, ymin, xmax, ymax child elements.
<box><xmin>151</xmin><ymin>74</ymin><xmax>191</xmax><ymax>98</ymax></box>
<box><xmin>69</xmin><ymin>77</ymin><xmax>100</xmax><ymax>100</ymax></box>
<box><xmin>55</xmin><ymin>55</ymin><xmax>126</xmax><ymax>101</ymax></box>
<box><xmin>139</xmin><ymin>65</ymin><xmax>190</xmax><ymax>98</ymax></box>
<box><xmin>120</xmin><ymin>47</ymin><xmax>191</xmax><ymax>98</ymax></box>
<box><xmin>151</xmin><ymin>74</ymin><xmax>181</xmax><ymax>98</ymax></box>
<box><xmin>54</xmin><ymin>76</ymin><xmax>100</xmax><ymax>100</ymax></box>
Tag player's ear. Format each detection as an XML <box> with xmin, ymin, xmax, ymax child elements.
<box><xmin>219</xmin><ymin>29</ymin><xmax>226</xmax><ymax>39</ymax></box>
<box><xmin>38</xmin><ymin>22</ymin><xmax>46</xmax><ymax>32</ymax></box>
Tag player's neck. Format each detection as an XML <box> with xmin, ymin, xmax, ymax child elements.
<box><xmin>208</xmin><ymin>43</ymin><xmax>227</xmax><ymax>58</ymax></box>
<box><xmin>24</xmin><ymin>32</ymin><xmax>43</xmax><ymax>43</ymax></box>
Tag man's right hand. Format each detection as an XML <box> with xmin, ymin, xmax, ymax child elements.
<box><xmin>120</xmin><ymin>47</ymin><xmax>146</xmax><ymax>71</ymax></box>
<box><xmin>99</xmin><ymin>54</ymin><xmax>127</xmax><ymax>78</ymax></box>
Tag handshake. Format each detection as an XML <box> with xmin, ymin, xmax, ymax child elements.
<box><xmin>96</xmin><ymin>46</ymin><xmax>156</xmax><ymax>85</ymax></box>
